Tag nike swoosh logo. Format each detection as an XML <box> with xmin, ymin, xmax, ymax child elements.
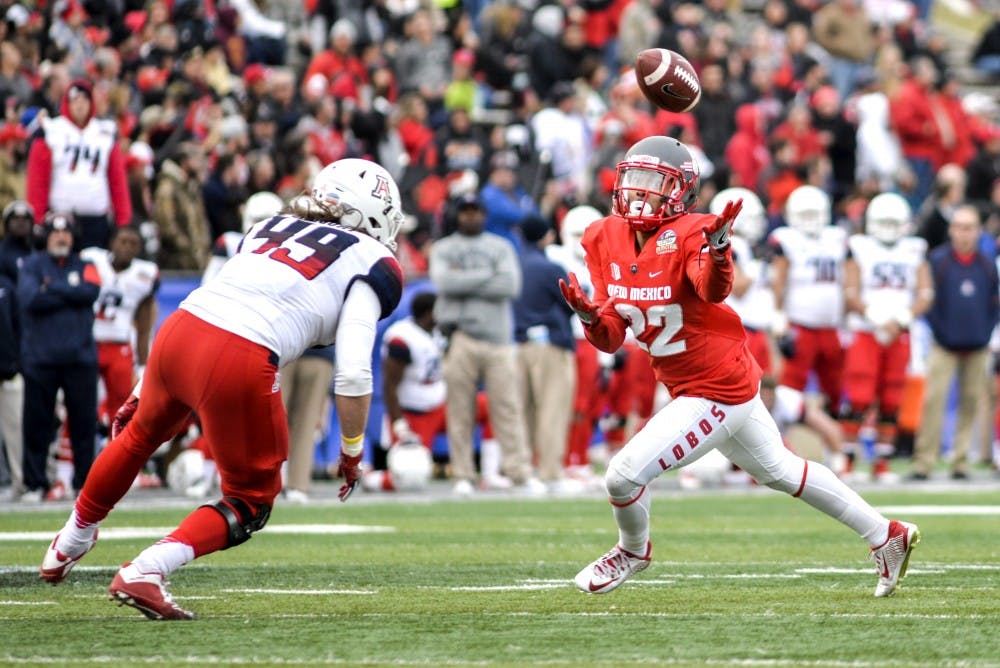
<box><xmin>588</xmin><ymin>579</ymin><xmax>614</xmax><ymax>592</ymax></box>
<box><xmin>648</xmin><ymin>271</ymin><xmax>663</xmax><ymax>278</ymax></box>
<box><xmin>660</xmin><ymin>81</ymin><xmax>692</xmax><ymax>102</ymax></box>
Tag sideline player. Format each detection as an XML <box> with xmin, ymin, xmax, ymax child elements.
<box><xmin>39</xmin><ymin>158</ymin><xmax>405</xmax><ymax>619</ymax></box>
<box><xmin>840</xmin><ymin>193</ymin><xmax>932</xmax><ymax>480</ymax></box>
<box><xmin>561</xmin><ymin>136</ymin><xmax>920</xmax><ymax>597</ymax></box>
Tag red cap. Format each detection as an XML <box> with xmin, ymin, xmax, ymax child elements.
<box><xmin>243</xmin><ymin>64</ymin><xmax>269</xmax><ymax>86</ymax></box>
<box><xmin>452</xmin><ymin>49</ymin><xmax>475</xmax><ymax>67</ymax></box>
<box><xmin>136</xmin><ymin>66</ymin><xmax>168</xmax><ymax>92</ymax></box>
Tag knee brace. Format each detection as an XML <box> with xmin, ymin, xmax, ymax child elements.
<box><xmin>604</xmin><ymin>465</ymin><xmax>643</xmax><ymax>503</ymax></box>
<box><xmin>201</xmin><ymin>496</ymin><xmax>272</xmax><ymax>549</ymax></box>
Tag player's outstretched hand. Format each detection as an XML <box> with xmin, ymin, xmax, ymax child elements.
<box><xmin>336</xmin><ymin>449</ymin><xmax>364</xmax><ymax>502</ymax></box>
<box><xmin>110</xmin><ymin>395</ymin><xmax>139</xmax><ymax>440</ymax></box>
<box><xmin>559</xmin><ymin>272</ymin><xmax>599</xmax><ymax>324</ymax></box>
<box><xmin>704</xmin><ymin>198</ymin><xmax>743</xmax><ymax>252</ymax></box>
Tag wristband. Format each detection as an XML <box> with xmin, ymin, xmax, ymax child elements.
<box><xmin>341</xmin><ymin>432</ymin><xmax>364</xmax><ymax>456</ymax></box>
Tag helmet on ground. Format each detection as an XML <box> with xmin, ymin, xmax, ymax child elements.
<box><xmin>311</xmin><ymin>158</ymin><xmax>405</xmax><ymax>251</ymax></box>
<box><xmin>387</xmin><ymin>440</ymin><xmax>433</xmax><ymax>492</ymax></box>
<box><xmin>242</xmin><ymin>191</ymin><xmax>283</xmax><ymax>233</ymax></box>
<box><xmin>613</xmin><ymin>136</ymin><xmax>700</xmax><ymax>232</ymax></box>
<box><xmin>784</xmin><ymin>185</ymin><xmax>830</xmax><ymax>237</ymax></box>
<box><xmin>710</xmin><ymin>187</ymin><xmax>766</xmax><ymax>245</ymax></box>
<box><xmin>865</xmin><ymin>192</ymin><xmax>911</xmax><ymax>245</ymax></box>
<box><xmin>560</xmin><ymin>205</ymin><xmax>602</xmax><ymax>260</ymax></box>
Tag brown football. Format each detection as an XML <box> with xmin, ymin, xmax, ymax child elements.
<box><xmin>635</xmin><ymin>48</ymin><xmax>701</xmax><ymax>113</ymax></box>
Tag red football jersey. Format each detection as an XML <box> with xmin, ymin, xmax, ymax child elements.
<box><xmin>582</xmin><ymin>213</ymin><xmax>762</xmax><ymax>404</ymax></box>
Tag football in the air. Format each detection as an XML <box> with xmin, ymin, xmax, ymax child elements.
<box><xmin>635</xmin><ymin>48</ymin><xmax>702</xmax><ymax>113</ymax></box>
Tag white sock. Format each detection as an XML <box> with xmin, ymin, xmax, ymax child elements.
<box><xmin>795</xmin><ymin>461</ymin><xmax>889</xmax><ymax>547</ymax></box>
<box><xmin>55</xmin><ymin>509</ymin><xmax>99</xmax><ymax>556</ymax></box>
<box><xmin>131</xmin><ymin>538</ymin><xmax>195</xmax><ymax>577</ymax></box>
<box><xmin>480</xmin><ymin>438</ymin><xmax>502</xmax><ymax>478</ymax></box>
<box><xmin>611</xmin><ymin>486</ymin><xmax>651</xmax><ymax>555</ymax></box>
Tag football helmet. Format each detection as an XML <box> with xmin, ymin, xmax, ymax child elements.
<box><xmin>784</xmin><ymin>185</ymin><xmax>830</xmax><ymax>237</ymax></box>
<box><xmin>561</xmin><ymin>205</ymin><xmax>602</xmax><ymax>260</ymax></box>
<box><xmin>387</xmin><ymin>440</ymin><xmax>433</xmax><ymax>492</ymax></box>
<box><xmin>865</xmin><ymin>192</ymin><xmax>911</xmax><ymax>245</ymax></box>
<box><xmin>613</xmin><ymin>136</ymin><xmax>700</xmax><ymax>232</ymax></box>
<box><xmin>242</xmin><ymin>191</ymin><xmax>283</xmax><ymax>234</ymax></box>
<box><xmin>710</xmin><ymin>187</ymin><xmax>766</xmax><ymax>245</ymax></box>
<box><xmin>311</xmin><ymin>158</ymin><xmax>405</xmax><ymax>251</ymax></box>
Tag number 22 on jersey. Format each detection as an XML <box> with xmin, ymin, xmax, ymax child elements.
<box><xmin>616</xmin><ymin>303</ymin><xmax>686</xmax><ymax>357</ymax></box>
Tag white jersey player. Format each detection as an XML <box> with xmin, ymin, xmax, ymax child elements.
<box><xmin>840</xmin><ymin>193</ymin><xmax>933</xmax><ymax>480</ymax></box>
<box><xmin>769</xmin><ymin>185</ymin><xmax>848</xmax><ymax>412</ymax></box>
<box><xmin>41</xmin><ymin>158</ymin><xmax>406</xmax><ymax>621</ymax></box>
<box><xmin>202</xmin><ymin>191</ymin><xmax>283</xmax><ymax>284</ymax></box>
<box><xmin>711</xmin><ymin>188</ymin><xmax>775</xmax><ymax>374</ymax></box>
<box><xmin>80</xmin><ymin>226</ymin><xmax>159</xmax><ymax>417</ymax></box>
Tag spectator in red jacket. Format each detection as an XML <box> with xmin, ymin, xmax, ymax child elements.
<box><xmin>25</xmin><ymin>79</ymin><xmax>131</xmax><ymax>250</ymax></box>
<box><xmin>725</xmin><ymin>104</ymin><xmax>771</xmax><ymax>191</ymax></box>
<box><xmin>889</xmin><ymin>56</ymin><xmax>943</xmax><ymax>211</ymax></box>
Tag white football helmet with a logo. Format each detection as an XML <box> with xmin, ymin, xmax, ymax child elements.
<box><xmin>785</xmin><ymin>185</ymin><xmax>830</xmax><ymax>237</ymax></box>
<box><xmin>865</xmin><ymin>192</ymin><xmax>911</xmax><ymax>245</ymax></box>
<box><xmin>561</xmin><ymin>205</ymin><xmax>602</xmax><ymax>261</ymax></box>
<box><xmin>311</xmin><ymin>158</ymin><xmax>405</xmax><ymax>251</ymax></box>
<box><xmin>710</xmin><ymin>187</ymin><xmax>766</xmax><ymax>245</ymax></box>
<box><xmin>242</xmin><ymin>191</ymin><xmax>283</xmax><ymax>234</ymax></box>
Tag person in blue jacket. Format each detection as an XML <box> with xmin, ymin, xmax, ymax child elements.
<box><xmin>17</xmin><ymin>212</ymin><xmax>101</xmax><ymax>501</ymax></box>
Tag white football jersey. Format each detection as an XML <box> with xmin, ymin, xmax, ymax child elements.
<box><xmin>727</xmin><ymin>235</ymin><xmax>775</xmax><ymax>331</ymax></box>
<box><xmin>381</xmin><ymin>317</ymin><xmax>446</xmax><ymax>412</ymax></box>
<box><xmin>80</xmin><ymin>247</ymin><xmax>159</xmax><ymax>344</ymax></box>
<box><xmin>846</xmin><ymin>234</ymin><xmax>927</xmax><ymax>333</ymax></box>
<box><xmin>182</xmin><ymin>215</ymin><xmax>402</xmax><ymax>366</ymax></box>
<box><xmin>770</xmin><ymin>225</ymin><xmax>847</xmax><ymax>328</ymax></box>
<box><xmin>41</xmin><ymin>116</ymin><xmax>118</xmax><ymax>216</ymax></box>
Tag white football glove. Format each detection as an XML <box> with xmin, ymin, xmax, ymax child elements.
<box><xmin>771</xmin><ymin>311</ymin><xmax>789</xmax><ymax>338</ymax></box>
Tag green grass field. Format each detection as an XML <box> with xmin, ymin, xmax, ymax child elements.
<box><xmin>2</xmin><ymin>487</ymin><xmax>999</xmax><ymax>667</ymax></box>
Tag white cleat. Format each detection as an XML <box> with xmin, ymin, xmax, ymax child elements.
<box><xmin>40</xmin><ymin>530</ymin><xmax>98</xmax><ymax>585</ymax></box>
<box><xmin>109</xmin><ymin>563</ymin><xmax>195</xmax><ymax>620</ymax></box>
<box><xmin>871</xmin><ymin>520</ymin><xmax>921</xmax><ymax>597</ymax></box>
<box><xmin>575</xmin><ymin>542</ymin><xmax>651</xmax><ymax>594</ymax></box>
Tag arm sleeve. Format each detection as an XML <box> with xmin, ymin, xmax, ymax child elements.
<box><xmin>106</xmin><ymin>142</ymin><xmax>133</xmax><ymax>227</ymax></box>
<box><xmin>333</xmin><ymin>280</ymin><xmax>381</xmax><ymax>397</ymax></box>
<box><xmin>685</xmin><ymin>223</ymin><xmax>733</xmax><ymax>303</ymax></box>
<box><xmin>25</xmin><ymin>136</ymin><xmax>51</xmax><ymax>222</ymax></box>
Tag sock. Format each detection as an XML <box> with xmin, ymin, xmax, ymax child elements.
<box><xmin>169</xmin><ymin>505</ymin><xmax>231</xmax><ymax>558</ymax></box>
<box><xmin>55</xmin><ymin>508</ymin><xmax>100</xmax><ymax>556</ymax></box>
<box><xmin>794</xmin><ymin>461</ymin><xmax>889</xmax><ymax>547</ymax></box>
<box><xmin>131</xmin><ymin>537</ymin><xmax>195</xmax><ymax>577</ymax></box>
<box><xmin>480</xmin><ymin>438</ymin><xmax>502</xmax><ymax>479</ymax></box>
<box><xmin>611</xmin><ymin>486</ymin><xmax>651</xmax><ymax>555</ymax></box>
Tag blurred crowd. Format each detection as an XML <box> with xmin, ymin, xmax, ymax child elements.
<box><xmin>2</xmin><ymin>0</ymin><xmax>1000</xmax><ymax>501</ymax></box>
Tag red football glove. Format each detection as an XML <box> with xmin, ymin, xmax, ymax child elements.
<box><xmin>110</xmin><ymin>395</ymin><xmax>139</xmax><ymax>440</ymax></box>
<box><xmin>336</xmin><ymin>449</ymin><xmax>364</xmax><ymax>502</ymax></box>
<box><xmin>559</xmin><ymin>272</ymin><xmax>599</xmax><ymax>324</ymax></box>
<box><xmin>703</xmin><ymin>198</ymin><xmax>743</xmax><ymax>252</ymax></box>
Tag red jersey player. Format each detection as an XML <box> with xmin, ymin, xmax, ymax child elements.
<box><xmin>560</xmin><ymin>136</ymin><xmax>920</xmax><ymax>598</ymax></box>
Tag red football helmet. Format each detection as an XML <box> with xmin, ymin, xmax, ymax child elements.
<box><xmin>613</xmin><ymin>136</ymin><xmax>700</xmax><ymax>232</ymax></box>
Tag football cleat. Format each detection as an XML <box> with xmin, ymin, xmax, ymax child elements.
<box><xmin>40</xmin><ymin>530</ymin><xmax>98</xmax><ymax>585</ymax></box>
<box><xmin>871</xmin><ymin>520</ymin><xmax>921</xmax><ymax>597</ymax></box>
<box><xmin>109</xmin><ymin>563</ymin><xmax>195</xmax><ymax>620</ymax></box>
<box><xmin>575</xmin><ymin>542</ymin><xmax>651</xmax><ymax>594</ymax></box>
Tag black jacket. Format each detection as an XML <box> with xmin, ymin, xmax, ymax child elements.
<box><xmin>17</xmin><ymin>251</ymin><xmax>100</xmax><ymax>368</ymax></box>
<box><xmin>0</xmin><ymin>273</ymin><xmax>18</xmax><ymax>379</ymax></box>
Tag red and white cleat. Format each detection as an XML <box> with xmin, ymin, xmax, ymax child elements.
<box><xmin>39</xmin><ymin>530</ymin><xmax>98</xmax><ymax>585</ymax></box>
<box><xmin>871</xmin><ymin>520</ymin><xmax>921</xmax><ymax>597</ymax></box>
<box><xmin>574</xmin><ymin>542</ymin><xmax>651</xmax><ymax>594</ymax></box>
<box><xmin>108</xmin><ymin>563</ymin><xmax>195</xmax><ymax>620</ymax></box>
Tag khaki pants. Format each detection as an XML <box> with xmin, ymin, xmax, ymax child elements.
<box><xmin>519</xmin><ymin>343</ymin><xmax>575</xmax><ymax>481</ymax></box>
<box><xmin>281</xmin><ymin>356</ymin><xmax>335</xmax><ymax>492</ymax></box>
<box><xmin>443</xmin><ymin>331</ymin><xmax>531</xmax><ymax>483</ymax></box>
<box><xmin>912</xmin><ymin>344</ymin><xmax>990</xmax><ymax>475</ymax></box>
<box><xmin>0</xmin><ymin>374</ymin><xmax>24</xmax><ymax>492</ymax></box>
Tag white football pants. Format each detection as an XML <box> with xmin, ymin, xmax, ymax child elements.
<box><xmin>604</xmin><ymin>392</ymin><xmax>888</xmax><ymax>554</ymax></box>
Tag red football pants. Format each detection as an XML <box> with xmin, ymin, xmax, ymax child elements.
<box><xmin>842</xmin><ymin>331</ymin><xmax>910</xmax><ymax>414</ymax></box>
<box><xmin>97</xmin><ymin>341</ymin><xmax>135</xmax><ymax>419</ymax></box>
<box><xmin>778</xmin><ymin>325</ymin><xmax>844</xmax><ymax>410</ymax></box>
<box><xmin>77</xmin><ymin>310</ymin><xmax>288</xmax><ymax>528</ymax></box>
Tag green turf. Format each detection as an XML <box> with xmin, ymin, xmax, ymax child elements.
<box><xmin>2</xmin><ymin>489</ymin><xmax>999</xmax><ymax>667</ymax></box>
